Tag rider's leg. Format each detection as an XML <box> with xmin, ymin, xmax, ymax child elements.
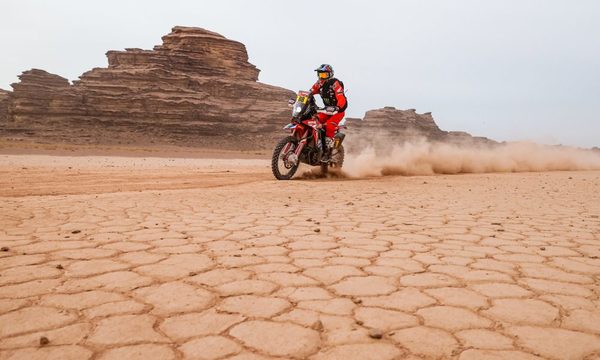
<box><xmin>324</xmin><ymin>112</ymin><xmax>345</xmax><ymax>138</ymax></box>
<box><xmin>317</xmin><ymin>113</ymin><xmax>330</xmax><ymax>156</ymax></box>
<box><xmin>321</xmin><ymin>129</ymin><xmax>328</xmax><ymax>153</ymax></box>
<box><xmin>321</xmin><ymin>113</ymin><xmax>344</xmax><ymax>162</ymax></box>
<box><xmin>321</xmin><ymin>112</ymin><xmax>345</xmax><ymax>163</ymax></box>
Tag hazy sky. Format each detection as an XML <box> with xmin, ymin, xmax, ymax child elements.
<box><xmin>2</xmin><ymin>0</ymin><xmax>599</xmax><ymax>147</ymax></box>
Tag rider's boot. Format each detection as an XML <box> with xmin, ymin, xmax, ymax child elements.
<box><xmin>320</xmin><ymin>130</ymin><xmax>328</xmax><ymax>163</ymax></box>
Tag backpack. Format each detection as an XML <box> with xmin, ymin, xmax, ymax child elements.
<box><xmin>320</xmin><ymin>78</ymin><xmax>348</xmax><ymax>112</ymax></box>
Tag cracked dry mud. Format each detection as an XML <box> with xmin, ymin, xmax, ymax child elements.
<box><xmin>0</xmin><ymin>155</ymin><xmax>599</xmax><ymax>360</ymax></box>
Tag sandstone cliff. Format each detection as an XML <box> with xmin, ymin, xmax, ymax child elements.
<box><xmin>1</xmin><ymin>27</ymin><xmax>294</xmax><ymax>149</ymax></box>
<box><xmin>346</xmin><ymin>106</ymin><xmax>496</xmax><ymax>152</ymax></box>
<box><xmin>1</xmin><ymin>27</ymin><xmax>499</xmax><ymax>152</ymax></box>
<box><xmin>0</xmin><ymin>89</ymin><xmax>9</xmax><ymax>124</ymax></box>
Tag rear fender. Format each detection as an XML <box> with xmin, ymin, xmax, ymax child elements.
<box><xmin>334</xmin><ymin>132</ymin><xmax>346</xmax><ymax>148</ymax></box>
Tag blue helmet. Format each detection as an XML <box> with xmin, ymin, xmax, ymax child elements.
<box><xmin>315</xmin><ymin>64</ymin><xmax>334</xmax><ymax>80</ymax></box>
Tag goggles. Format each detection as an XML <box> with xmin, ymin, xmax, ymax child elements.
<box><xmin>318</xmin><ymin>72</ymin><xmax>330</xmax><ymax>79</ymax></box>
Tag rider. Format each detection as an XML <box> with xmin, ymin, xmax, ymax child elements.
<box><xmin>310</xmin><ymin>64</ymin><xmax>347</xmax><ymax>162</ymax></box>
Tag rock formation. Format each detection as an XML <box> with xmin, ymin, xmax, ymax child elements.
<box><xmin>1</xmin><ymin>27</ymin><xmax>294</xmax><ymax>149</ymax></box>
<box><xmin>0</xmin><ymin>89</ymin><xmax>9</xmax><ymax>124</ymax></box>
<box><xmin>345</xmin><ymin>106</ymin><xmax>496</xmax><ymax>152</ymax></box>
<box><xmin>1</xmin><ymin>26</ymin><xmax>499</xmax><ymax>151</ymax></box>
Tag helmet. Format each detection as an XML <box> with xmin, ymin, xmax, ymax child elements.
<box><xmin>315</xmin><ymin>64</ymin><xmax>334</xmax><ymax>80</ymax></box>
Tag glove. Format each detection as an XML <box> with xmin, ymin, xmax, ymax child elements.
<box><xmin>325</xmin><ymin>106</ymin><xmax>339</xmax><ymax>114</ymax></box>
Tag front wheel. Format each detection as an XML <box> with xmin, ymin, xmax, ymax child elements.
<box><xmin>271</xmin><ymin>136</ymin><xmax>300</xmax><ymax>180</ymax></box>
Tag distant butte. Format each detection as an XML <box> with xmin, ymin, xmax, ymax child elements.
<box><xmin>0</xmin><ymin>27</ymin><xmax>293</xmax><ymax>150</ymax></box>
<box><xmin>0</xmin><ymin>26</ymin><xmax>494</xmax><ymax>150</ymax></box>
<box><xmin>346</xmin><ymin>107</ymin><xmax>496</xmax><ymax>151</ymax></box>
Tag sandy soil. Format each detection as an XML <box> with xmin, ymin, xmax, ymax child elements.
<box><xmin>0</xmin><ymin>139</ymin><xmax>270</xmax><ymax>159</ymax></box>
<box><xmin>1</xmin><ymin>154</ymin><xmax>599</xmax><ymax>359</ymax></box>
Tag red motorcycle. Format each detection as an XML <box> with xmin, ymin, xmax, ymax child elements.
<box><xmin>271</xmin><ymin>91</ymin><xmax>346</xmax><ymax>180</ymax></box>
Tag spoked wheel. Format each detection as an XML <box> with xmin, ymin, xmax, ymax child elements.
<box><xmin>271</xmin><ymin>136</ymin><xmax>300</xmax><ymax>180</ymax></box>
<box><xmin>320</xmin><ymin>144</ymin><xmax>345</xmax><ymax>176</ymax></box>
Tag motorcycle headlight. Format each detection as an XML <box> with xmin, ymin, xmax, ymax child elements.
<box><xmin>292</xmin><ymin>103</ymin><xmax>303</xmax><ymax>117</ymax></box>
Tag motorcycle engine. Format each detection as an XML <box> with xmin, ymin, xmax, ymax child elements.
<box><xmin>304</xmin><ymin>146</ymin><xmax>320</xmax><ymax>166</ymax></box>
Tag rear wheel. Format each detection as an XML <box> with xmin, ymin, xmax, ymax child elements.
<box><xmin>271</xmin><ymin>136</ymin><xmax>299</xmax><ymax>180</ymax></box>
<box><xmin>320</xmin><ymin>144</ymin><xmax>344</xmax><ymax>176</ymax></box>
<box><xmin>331</xmin><ymin>145</ymin><xmax>345</xmax><ymax>169</ymax></box>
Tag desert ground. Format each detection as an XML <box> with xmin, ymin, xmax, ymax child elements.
<box><xmin>1</xmin><ymin>153</ymin><xmax>599</xmax><ymax>360</ymax></box>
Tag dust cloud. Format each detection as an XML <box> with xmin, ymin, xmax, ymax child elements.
<box><xmin>343</xmin><ymin>139</ymin><xmax>600</xmax><ymax>178</ymax></box>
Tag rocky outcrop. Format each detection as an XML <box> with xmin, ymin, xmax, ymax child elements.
<box><xmin>1</xmin><ymin>27</ymin><xmax>293</xmax><ymax>149</ymax></box>
<box><xmin>0</xmin><ymin>89</ymin><xmax>9</xmax><ymax>123</ymax></box>
<box><xmin>1</xmin><ymin>26</ymin><xmax>499</xmax><ymax>151</ymax></box>
<box><xmin>445</xmin><ymin>131</ymin><xmax>497</xmax><ymax>145</ymax></box>
<box><xmin>105</xmin><ymin>27</ymin><xmax>260</xmax><ymax>81</ymax></box>
<box><xmin>347</xmin><ymin>107</ymin><xmax>446</xmax><ymax>140</ymax></box>
<box><xmin>346</xmin><ymin>107</ymin><xmax>496</xmax><ymax>151</ymax></box>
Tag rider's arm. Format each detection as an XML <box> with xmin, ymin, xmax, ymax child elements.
<box><xmin>333</xmin><ymin>80</ymin><xmax>346</xmax><ymax>110</ymax></box>
<box><xmin>310</xmin><ymin>81</ymin><xmax>321</xmax><ymax>95</ymax></box>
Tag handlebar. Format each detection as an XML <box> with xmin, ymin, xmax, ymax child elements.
<box><xmin>316</xmin><ymin>108</ymin><xmax>338</xmax><ymax>116</ymax></box>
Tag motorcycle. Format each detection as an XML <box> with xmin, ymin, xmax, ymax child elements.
<box><xmin>271</xmin><ymin>90</ymin><xmax>346</xmax><ymax>180</ymax></box>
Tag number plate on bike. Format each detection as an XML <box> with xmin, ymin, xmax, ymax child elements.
<box><xmin>296</xmin><ymin>95</ymin><xmax>308</xmax><ymax>104</ymax></box>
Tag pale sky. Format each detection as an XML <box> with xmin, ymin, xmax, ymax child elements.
<box><xmin>1</xmin><ymin>0</ymin><xmax>599</xmax><ymax>147</ymax></box>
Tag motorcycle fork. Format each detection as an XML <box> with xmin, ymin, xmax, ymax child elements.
<box><xmin>294</xmin><ymin>135</ymin><xmax>308</xmax><ymax>157</ymax></box>
<box><xmin>310</xmin><ymin>128</ymin><xmax>321</xmax><ymax>150</ymax></box>
<box><xmin>281</xmin><ymin>142</ymin><xmax>293</xmax><ymax>157</ymax></box>
<box><xmin>281</xmin><ymin>128</ymin><xmax>301</xmax><ymax>158</ymax></box>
